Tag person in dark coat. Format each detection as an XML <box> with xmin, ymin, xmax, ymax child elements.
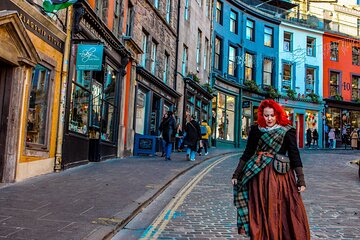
<box><xmin>312</xmin><ymin>129</ymin><xmax>319</xmax><ymax>148</ymax></box>
<box><xmin>183</xmin><ymin>114</ymin><xmax>201</xmax><ymax>161</ymax></box>
<box><xmin>159</xmin><ymin>111</ymin><xmax>176</xmax><ymax>160</ymax></box>
<box><xmin>159</xmin><ymin>113</ymin><xmax>168</xmax><ymax>157</ymax></box>
<box><xmin>306</xmin><ymin>128</ymin><xmax>312</xmax><ymax>148</ymax></box>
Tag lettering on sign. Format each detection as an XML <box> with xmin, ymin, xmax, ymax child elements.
<box><xmin>0</xmin><ymin>1</ymin><xmax>64</xmax><ymax>51</ymax></box>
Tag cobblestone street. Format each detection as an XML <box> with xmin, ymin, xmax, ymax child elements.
<box><xmin>142</xmin><ymin>150</ymin><xmax>360</xmax><ymax>240</ymax></box>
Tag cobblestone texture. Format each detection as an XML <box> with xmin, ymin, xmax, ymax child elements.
<box><xmin>157</xmin><ymin>150</ymin><xmax>360</xmax><ymax>240</ymax></box>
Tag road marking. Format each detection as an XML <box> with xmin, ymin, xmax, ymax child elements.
<box><xmin>140</xmin><ymin>153</ymin><xmax>238</xmax><ymax>240</ymax></box>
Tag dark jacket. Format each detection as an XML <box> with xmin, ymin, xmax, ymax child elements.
<box><xmin>240</xmin><ymin>125</ymin><xmax>303</xmax><ymax>169</ymax></box>
<box><xmin>306</xmin><ymin>129</ymin><xmax>312</xmax><ymax>142</ymax></box>
<box><xmin>159</xmin><ymin>116</ymin><xmax>176</xmax><ymax>143</ymax></box>
<box><xmin>312</xmin><ymin>129</ymin><xmax>319</xmax><ymax>140</ymax></box>
<box><xmin>184</xmin><ymin>120</ymin><xmax>201</xmax><ymax>147</ymax></box>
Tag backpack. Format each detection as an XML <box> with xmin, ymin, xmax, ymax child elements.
<box><xmin>200</xmin><ymin>126</ymin><xmax>207</xmax><ymax>136</ymax></box>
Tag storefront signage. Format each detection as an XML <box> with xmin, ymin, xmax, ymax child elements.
<box><xmin>242</xmin><ymin>101</ymin><xmax>250</xmax><ymax>108</ymax></box>
<box><xmin>334</xmin><ymin>5</ymin><xmax>360</xmax><ymax>17</ymax></box>
<box><xmin>0</xmin><ymin>1</ymin><xmax>64</xmax><ymax>51</ymax></box>
<box><xmin>133</xmin><ymin>134</ymin><xmax>157</xmax><ymax>155</ymax></box>
<box><xmin>76</xmin><ymin>44</ymin><xmax>104</xmax><ymax>71</ymax></box>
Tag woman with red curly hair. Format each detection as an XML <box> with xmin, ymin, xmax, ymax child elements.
<box><xmin>232</xmin><ymin>99</ymin><xmax>310</xmax><ymax>240</ymax></box>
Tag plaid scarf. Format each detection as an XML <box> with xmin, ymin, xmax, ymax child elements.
<box><xmin>233</xmin><ymin>124</ymin><xmax>292</xmax><ymax>235</ymax></box>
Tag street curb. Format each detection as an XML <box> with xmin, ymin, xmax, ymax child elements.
<box><xmin>95</xmin><ymin>151</ymin><xmax>239</xmax><ymax>240</ymax></box>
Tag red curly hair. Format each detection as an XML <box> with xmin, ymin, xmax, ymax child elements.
<box><xmin>257</xmin><ymin>99</ymin><xmax>291</xmax><ymax>127</ymax></box>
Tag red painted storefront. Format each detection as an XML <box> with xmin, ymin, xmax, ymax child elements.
<box><xmin>323</xmin><ymin>32</ymin><xmax>360</xmax><ymax>146</ymax></box>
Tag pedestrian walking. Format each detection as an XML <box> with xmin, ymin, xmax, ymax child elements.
<box><xmin>306</xmin><ymin>128</ymin><xmax>312</xmax><ymax>148</ymax></box>
<box><xmin>158</xmin><ymin>111</ymin><xmax>176</xmax><ymax>161</ymax></box>
<box><xmin>328</xmin><ymin>128</ymin><xmax>336</xmax><ymax>149</ymax></box>
<box><xmin>312</xmin><ymin>128</ymin><xmax>319</xmax><ymax>148</ymax></box>
<box><xmin>183</xmin><ymin>114</ymin><xmax>201</xmax><ymax>161</ymax></box>
<box><xmin>231</xmin><ymin>99</ymin><xmax>310</xmax><ymax>240</ymax></box>
<box><xmin>197</xmin><ymin>120</ymin><xmax>211</xmax><ymax>156</ymax></box>
<box><xmin>350</xmin><ymin>129</ymin><xmax>359</xmax><ymax>150</ymax></box>
<box><xmin>159</xmin><ymin>113</ymin><xmax>168</xmax><ymax>157</ymax></box>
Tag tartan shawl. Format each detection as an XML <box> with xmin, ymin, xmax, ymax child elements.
<box><xmin>233</xmin><ymin>124</ymin><xmax>293</xmax><ymax>235</ymax></box>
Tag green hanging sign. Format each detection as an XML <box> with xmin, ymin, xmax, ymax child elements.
<box><xmin>76</xmin><ymin>44</ymin><xmax>104</xmax><ymax>71</ymax></box>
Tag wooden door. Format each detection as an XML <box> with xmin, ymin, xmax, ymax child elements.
<box><xmin>0</xmin><ymin>65</ymin><xmax>12</xmax><ymax>181</ymax></box>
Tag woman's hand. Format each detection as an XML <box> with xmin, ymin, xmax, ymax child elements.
<box><xmin>231</xmin><ymin>178</ymin><xmax>238</xmax><ymax>185</ymax></box>
<box><xmin>298</xmin><ymin>186</ymin><xmax>306</xmax><ymax>192</ymax></box>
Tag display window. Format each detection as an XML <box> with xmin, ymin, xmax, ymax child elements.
<box><xmin>214</xmin><ymin>92</ymin><xmax>235</xmax><ymax>141</ymax></box>
<box><xmin>135</xmin><ymin>88</ymin><xmax>147</xmax><ymax>134</ymax></box>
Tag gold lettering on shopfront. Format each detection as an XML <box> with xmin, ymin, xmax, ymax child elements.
<box><xmin>18</xmin><ymin>12</ymin><xmax>63</xmax><ymax>49</ymax></box>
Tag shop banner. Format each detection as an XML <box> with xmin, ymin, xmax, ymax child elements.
<box><xmin>76</xmin><ymin>44</ymin><xmax>104</xmax><ymax>71</ymax></box>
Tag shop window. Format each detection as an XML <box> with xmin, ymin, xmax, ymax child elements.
<box><xmin>329</xmin><ymin>71</ymin><xmax>340</xmax><ymax>97</ymax></box>
<box><xmin>352</xmin><ymin>75</ymin><xmax>360</xmax><ymax>100</ymax></box>
<box><xmin>101</xmin><ymin>66</ymin><xmax>117</xmax><ymax>142</ymax></box>
<box><xmin>90</xmin><ymin>81</ymin><xmax>102</xmax><ymax>130</ymax></box>
<box><xmin>282</xmin><ymin>63</ymin><xmax>292</xmax><ymax>91</ymax></box>
<box><xmin>283</xmin><ymin>32</ymin><xmax>292</xmax><ymax>52</ymax></box>
<box><xmin>136</xmin><ymin>88</ymin><xmax>147</xmax><ymax>134</ymax></box>
<box><xmin>26</xmin><ymin>65</ymin><xmax>51</xmax><ymax>147</ymax></box>
<box><xmin>215</xmin><ymin>93</ymin><xmax>235</xmax><ymax>141</ymax></box>
<box><xmin>245</xmin><ymin>52</ymin><xmax>255</xmax><ymax>81</ymax></box>
<box><xmin>306</xmin><ymin>111</ymin><xmax>318</xmax><ymax>130</ymax></box>
<box><xmin>263</xmin><ymin>58</ymin><xmax>273</xmax><ymax>86</ymax></box>
<box><xmin>69</xmin><ymin>84</ymin><xmax>90</xmax><ymax>134</ymax></box>
<box><xmin>305</xmin><ymin>68</ymin><xmax>316</xmax><ymax>95</ymax></box>
<box><xmin>246</xmin><ymin>19</ymin><xmax>255</xmax><ymax>41</ymax></box>
<box><xmin>214</xmin><ymin>37</ymin><xmax>222</xmax><ymax>70</ymax></box>
<box><xmin>228</xmin><ymin>45</ymin><xmax>236</xmax><ymax>76</ymax></box>
<box><xmin>306</xmin><ymin>37</ymin><xmax>316</xmax><ymax>56</ymax></box>
<box><xmin>330</xmin><ymin>42</ymin><xmax>339</xmax><ymax>61</ymax></box>
<box><xmin>264</xmin><ymin>26</ymin><xmax>273</xmax><ymax>47</ymax></box>
<box><xmin>353</xmin><ymin>47</ymin><xmax>360</xmax><ymax>66</ymax></box>
<box><xmin>215</xmin><ymin>1</ymin><xmax>222</xmax><ymax>24</ymax></box>
<box><xmin>230</xmin><ymin>10</ymin><xmax>237</xmax><ymax>34</ymax></box>
<box><xmin>350</xmin><ymin>111</ymin><xmax>360</xmax><ymax>131</ymax></box>
<box><xmin>326</xmin><ymin>108</ymin><xmax>340</xmax><ymax>139</ymax></box>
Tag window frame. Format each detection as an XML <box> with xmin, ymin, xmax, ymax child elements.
<box><xmin>262</xmin><ymin>58</ymin><xmax>273</xmax><ymax>87</ymax></box>
<box><xmin>184</xmin><ymin>0</ymin><xmax>189</xmax><ymax>20</ymax></box>
<box><xmin>352</xmin><ymin>46</ymin><xmax>360</xmax><ymax>66</ymax></box>
<box><xmin>264</xmin><ymin>26</ymin><xmax>273</xmax><ymax>48</ymax></box>
<box><xmin>283</xmin><ymin>31</ymin><xmax>292</xmax><ymax>52</ymax></box>
<box><xmin>182</xmin><ymin>45</ymin><xmax>188</xmax><ymax>75</ymax></box>
<box><xmin>246</xmin><ymin>19</ymin><xmax>255</xmax><ymax>41</ymax></box>
<box><xmin>230</xmin><ymin>10</ymin><xmax>237</xmax><ymax>34</ymax></box>
<box><xmin>151</xmin><ymin>41</ymin><xmax>158</xmax><ymax>75</ymax></box>
<box><xmin>196</xmin><ymin>30</ymin><xmax>202</xmax><ymax>71</ymax></box>
<box><xmin>352</xmin><ymin>75</ymin><xmax>360</xmax><ymax>100</ymax></box>
<box><xmin>244</xmin><ymin>52</ymin><xmax>255</xmax><ymax>81</ymax></box>
<box><xmin>228</xmin><ymin>45</ymin><xmax>236</xmax><ymax>77</ymax></box>
<box><xmin>282</xmin><ymin>62</ymin><xmax>293</xmax><ymax>92</ymax></box>
<box><xmin>165</xmin><ymin>0</ymin><xmax>171</xmax><ymax>23</ymax></box>
<box><xmin>216</xmin><ymin>1</ymin><xmax>222</xmax><ymax>24</ymax></box>
<box><xmin>306</xmin><ymin>37</ymin><xmax>316</xmax><ymax>57</ymax></box>
<box><xmin>204</xmin><ymin>38</ymin><xmax>209</xmax><ymax>71</ymax></box>
<box><xmin>329</xmin><ymin>71</ymin><xmax>340</xmax><ymax>97</ymax></box>
<box><xmin>141</xmin><ymin>32</ymin><xmax>148</xmax><ymax>67</ymax></box>
<box><xmin>330</xmin><ymin>42</ymin><xmax>339</xmax><ymax>61</ymax></box>
<box><xmin>163</xmin><ymin>53</ymin><xmax>170</xmax><ymax>83</ymax></box>
<box><xmin>214</xmin><ymin>37</ymin><xmax>222</xmax><ymax>70</ymax></box>
<box><xmin>305</xmin><ymin>67</ymin><xmax>316</xmax><ymax>95</ymax></box>
<box><xmin>25</xmin><ymin>64</ymin><xmax>53</xmax><ymax>150</ymax></box>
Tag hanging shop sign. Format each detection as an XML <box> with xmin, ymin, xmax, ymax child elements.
<box><xmin>76</xmin><ymin>44</ymin><xmax>104</xmax><ymax>71</ymax></box>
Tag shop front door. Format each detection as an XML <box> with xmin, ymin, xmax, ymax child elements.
<box><xmin>0</xmin><ymin>65</ymin><xmax>12</xmax><ymax>180</ymax></box>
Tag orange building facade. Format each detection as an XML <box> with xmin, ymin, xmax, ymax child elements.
<box><xmin>323</xmin><ymin>32</ymin><xmax>360</xmax><ymax>146</ymax></box>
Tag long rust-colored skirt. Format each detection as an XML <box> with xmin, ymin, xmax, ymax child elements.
<box><xmin>247</xmin><ymin>163</ymin><xmax>310</xmax><ymax>240</ymax></box>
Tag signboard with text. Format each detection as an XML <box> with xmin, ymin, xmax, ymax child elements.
<box><xmin>76</xmin><ymin>44</ymin><xmax>104</xmax><ymax>71</ymax></box>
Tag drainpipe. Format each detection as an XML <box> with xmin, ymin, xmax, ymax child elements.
<box><xmin>54</xmin><ymin>6</ymin><xmax>73</xmax><ymax>172</ymax></box>
<box><xmin>174</xmin><ymin>0</ymin><xmax>181</xmax><ymax>91</ymax></box>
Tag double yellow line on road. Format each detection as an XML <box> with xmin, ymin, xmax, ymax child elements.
<box><xmin>140</xmin><ymin>153</ymin><xmax>239</xmax><ymax>240</ymax></box>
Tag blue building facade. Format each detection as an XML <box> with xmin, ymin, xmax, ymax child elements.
<box><xmin>211</xmin><ymin>0</ymin><xmax>281</xmax><ymax>148</ymax></box>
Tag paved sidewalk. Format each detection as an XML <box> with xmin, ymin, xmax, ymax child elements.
<box><xmin>0</xmin><ymin>148</ymin><xmax>238</xmax><ymax>240</ymax></box>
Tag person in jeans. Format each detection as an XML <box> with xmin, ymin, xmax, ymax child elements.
<box><xmin>183</xmin><ymin>114</ymin><xmax>201</xmax><ymax>161</ymax></box>
<box><xmin>328</xmin><ymin>128</ymin><xmax>336</xmax><ymax>149</ymax></box>
<box><xmin>198</xmin><ymin>120</ymin><xmax>211</xmax><ymax>156</ymax></box>
<box><xmin>159</xmin><ymin>111</ymin><xmax>176</xmax><ymax>160</ymax></box>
